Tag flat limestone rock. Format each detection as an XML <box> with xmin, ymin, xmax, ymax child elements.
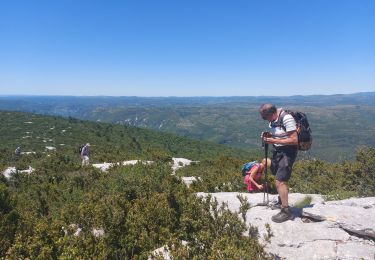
<box><xmin>302</xmin><ymin>200</ymin><xmax>375</xmax><ymax>240</ymax></box>
<box><xmin>198</xmin><ymin>192</ymin><xmax>375</xmax><ymax>260</ymax></box>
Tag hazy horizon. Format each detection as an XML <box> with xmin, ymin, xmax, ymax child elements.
<box><xmin>0</xmin><ymin>91</ymin><xmax>374</xmax><ymax>98</ymax></box>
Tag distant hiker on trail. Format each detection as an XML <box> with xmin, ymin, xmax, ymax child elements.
<box><xmin>80</xmin><ymin>143</ymin><xmax>90</xmax><ymax>166</ymax></box>
<box><xmin>243</xmin><ymin>158</ymin><xmax>271</xmax><ymax>193</ymax></box>
<box><xmin>259</xmin><ymin>104</ymin><xmax>298</xmax><ymax>223</ymax></box>
<box><xmin>15</xmin><ymin>146</ymin><xmax>21</xmax><ymax>156</ymax></box>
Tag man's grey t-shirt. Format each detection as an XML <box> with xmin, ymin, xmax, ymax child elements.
<box><xmin>269</xmin><ymin>108</ymin><xmax>297</xmax><ymax>147</ymax></box>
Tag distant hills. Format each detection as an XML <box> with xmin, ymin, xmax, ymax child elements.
<box><xmin>0</xmin><ymin>111</ymin><xmax>250</xmax><ymax>165</ymax></box>
<box><xmin>1</xmin><ymin>92</ymin><xmax>374</xmax><ymax>161</ymax></box>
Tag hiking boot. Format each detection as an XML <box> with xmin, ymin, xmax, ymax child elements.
<box><xmin>271</xmin><ymin>207</ymin><xmax>293</xmax><ymax>223</ymax></box>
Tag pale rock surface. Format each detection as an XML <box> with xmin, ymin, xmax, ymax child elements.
<box><xmin>149</xmin><ymin>241</ymin><xmax>187</xmax><ymax>260</ymax></box>
<box><xmin>171</xmin><ymin>157</ymin><xmax>195</xmax><ymax>174</ymax></box>
<box><xmin>92</xmin><ymin>162</ymin><xmax>114</xmax><ymax>172</ymax></box>
<box><xmin>180</xmin><ymin>176</ymin><xmax>201</xmax><ymax>187</ymax></box>
<box><xmin>197</xmin><ymin>192</ymin><xmax>375</xmax><ymax>260</ymax></box>
<box><xmin>21</xmin><ymin>151</ymin><xmax>36</xmax><ymax>155</ymax></box>
<box><xmin>92</xmin><ymin>228</ymin><xmax>105</xmax><ymax>237</ymax></box>
<box><xmin>171</xmin><ymin>158</ymin><xmax>200</xmax><ymax>186</ymax></box>
<box><xmin>92</xmin><ymin>160</ymin><xmax>153</xmax><ymax>172</ymax></box>
<box><xmin>64</xmin><ymin>224</ymin><xmax>104</xmax><ymax>238</ymax></box>
<box><xmin>150</xmin><ymin>245</ymin><xmax>171</xmax><ymax>260</ymax></box>
<box><xmin>2</xmin><ymin>167</ymin><xmax>16</xmax><ymax>179</ymax></box>
<box><xmin>2</xmin><ymin>166</ymin><xmax>35</xmax><ymax>179</ymax></box>
<box><xmin>92</xmin><ymin>157</ymin><xmax>195</xmax><ymax>175</ymax></box>
<box><xmin>302</xmin><ymin>197</ymin><xmax>375</xmax><ymax>241</ymax></box>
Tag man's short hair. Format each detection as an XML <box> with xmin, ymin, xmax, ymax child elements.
<box><xmin>259</xmin><ymin>104</ymin><xmax>277</xmax><ymax>119</ymax></box>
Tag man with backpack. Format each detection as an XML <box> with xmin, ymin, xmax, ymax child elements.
<box><xmin>259</xmin><ymin>104</ymin><xmax>298</xmax><ymax>223</ymax></box>
<box><xmin>80</xmin><ymin>143</ymin><xmax>90</xmax><ymax>166</ymax></box>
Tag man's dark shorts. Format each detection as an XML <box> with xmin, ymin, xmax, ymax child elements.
<box><xmin>270</xmin><ymin>146</ymin><xmax>297</xmax><ymax>182</ymax></box>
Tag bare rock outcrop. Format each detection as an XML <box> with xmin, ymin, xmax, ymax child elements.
<box><xmin>198</xmin><ymin>192</ymin><xmax>375</xmax><ymax>260</ymax></box>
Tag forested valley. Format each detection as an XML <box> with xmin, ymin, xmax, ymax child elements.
<box><xmin>1</xmin><ymin>92</ymin><xmax>374</xmax><ymax>161</ymax></box>
<box><xmin>1</xmin><ymin>111</ymin><xmax>374</xmax><ymax>258</ymax></box>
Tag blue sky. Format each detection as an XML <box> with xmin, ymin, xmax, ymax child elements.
<box><xmin>0</xmin><ymin>0</ymin><xmax>374</xmax><ymax>96</ymax></box>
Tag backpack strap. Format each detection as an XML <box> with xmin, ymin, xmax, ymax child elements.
<box><xmin>271</xmin><ymin>109</ymin><xmax>287</xmax><ymax>130</ymax></box>
<box><xmin>248</xmin><ymin>163</ymin><xmax>261</xmax><ymax>174</ymax></box>
<box><xmin>255</xmin><ymin>163</ymin><xmax>263</xmax><ymax>173</ymax></box>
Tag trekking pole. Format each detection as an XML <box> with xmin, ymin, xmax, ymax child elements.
<box><xmin>255</xmin><ymin>135</ymin><xmax>270</xmax><ymax>207</ymax></box>
<box><xmin>263</xmin><ymin>142</ymin><xmax>269</xmax><ymax>205</ymax></box>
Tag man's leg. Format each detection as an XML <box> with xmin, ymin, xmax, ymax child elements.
<box><xmin>84</xmin><ymin>156</ymin><xmax>89</xmax><ymax>166</ymax></box>
<box><xmin>276</xmin><ymin>180</ymin><xmax>288</xmax><ymax>207</ymax></box>
<box><xmin>272</xmin><ymin>181</ymin><xmax>292</xmax><ymax>223</ymax></box>
<box><xmin>271</xmin><ymin>152</ymin><xmax>293</xmax><ymax>223</ymax></box>
<box><xmin>82</xmin><ymin>156</ymin><xmax>89</xmax><ymax>166</ymax></box>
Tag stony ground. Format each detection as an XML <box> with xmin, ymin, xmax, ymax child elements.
<box><xmin>197</xmin><ymin>192</ymin><xmax>375</xmax><ymax>260</ymax></box>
